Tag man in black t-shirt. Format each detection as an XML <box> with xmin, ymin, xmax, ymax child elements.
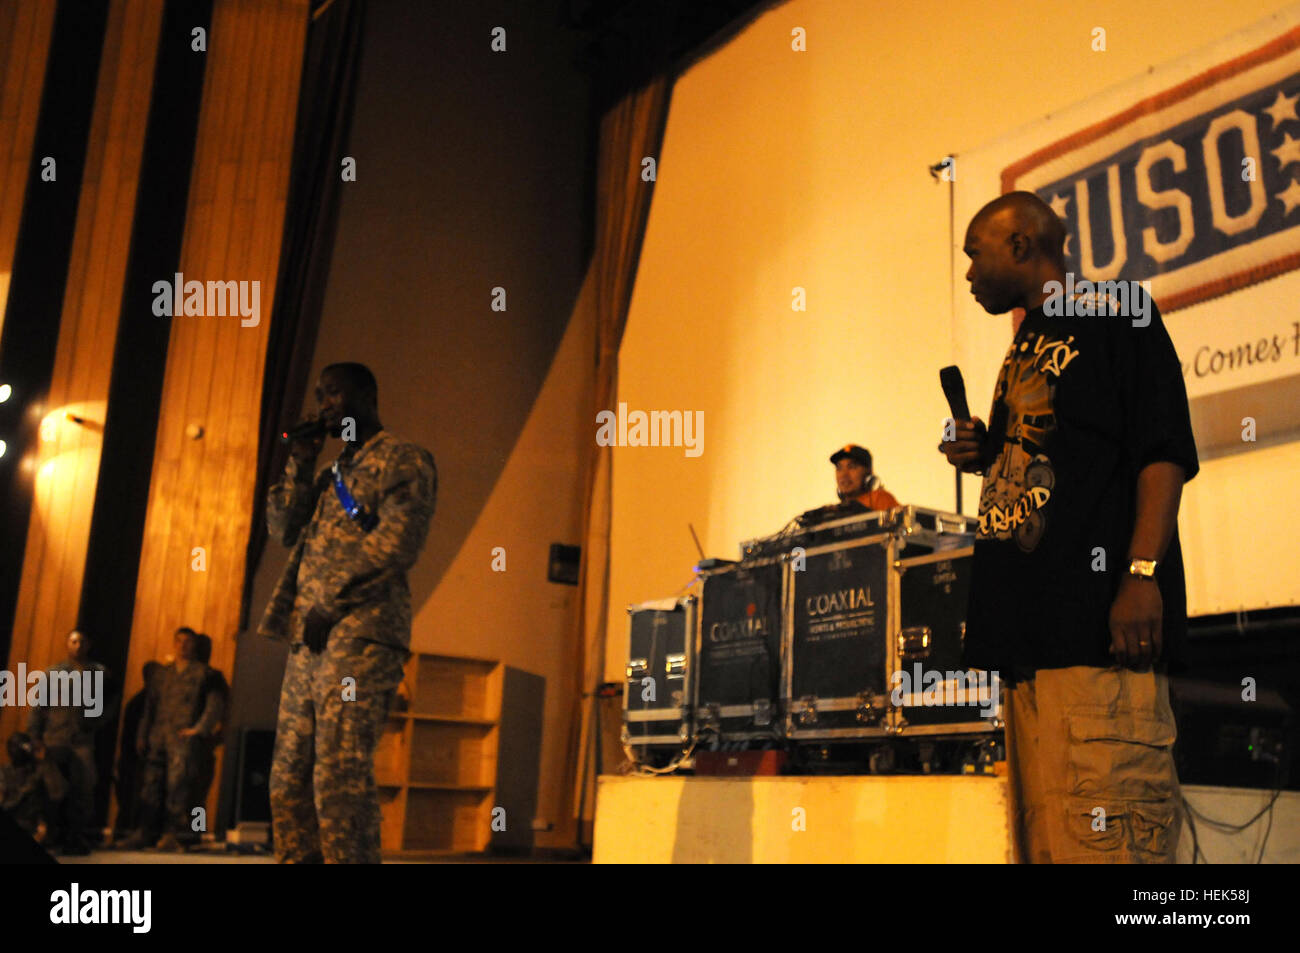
<box><xmin>940</xmin><ymin>191</ymin><xmax>1198</xmax><ymax>864</ymax></box>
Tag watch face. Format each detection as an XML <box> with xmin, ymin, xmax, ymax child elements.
<box><xmin>1129</xmin><ymin>559</ymin><xmax>1157</xmax><ymax>577</ymax></box>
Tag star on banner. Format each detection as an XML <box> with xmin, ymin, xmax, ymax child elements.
<box><xmin>1277</xmin><ymin>177</ymin><xmax>1300</xmax><ymax>217</ymax></box>
<box><xmin>1263</xmin><ymin>88</ymin><xmax>1299</xmax><ymax>129</ymax></box>
<box><xmin>1271</xmin><ymin>132</ymin><xmax>1300</xmax><ymax>172</ymax></box>
<box><xmin>1049</xmin><ymin>193</ymin><xmax>1071</xmax><ymax>218</ymax></box>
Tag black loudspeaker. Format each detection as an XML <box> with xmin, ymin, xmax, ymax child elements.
<box><xmin>233</xmin><ymin>729</ymin><xmax>275</xmax><ymax>824</ymax></box>
<box><xmin>0</xmin><ymin>808</ymin><xmax>58</xmax><ymax>864</ymax></box>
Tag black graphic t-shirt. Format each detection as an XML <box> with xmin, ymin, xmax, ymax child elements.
<box><xmin>961</xmin><ymin>291</ymin><xmax>1199</xmax><ymax>676</ymax></box>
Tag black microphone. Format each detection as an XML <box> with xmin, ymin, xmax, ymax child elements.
<box><xmin>939</xmin><ymin>365</ymin><xmax>970</xmax><ymax>421</ymax></box>
<box><xmin>279</xmin><ymin>418</ymin><xmax>326</xmax><ymax>443</ymax></box>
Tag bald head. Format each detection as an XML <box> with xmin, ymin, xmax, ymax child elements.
<box><xmin>964</xmin><ymin>191</ymin><xmax>1068</xmax><ymax>315</ymax></box>
<box><xmin>970</xmin><ymin>191</ymin><xmax>1066</xmax><ymax>265</ymax></box>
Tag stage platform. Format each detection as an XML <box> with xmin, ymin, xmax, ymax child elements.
<box><xmin>592</xmin><ymin>775</ymin><xmax>1300</xmax><ymax>863</ymax></box>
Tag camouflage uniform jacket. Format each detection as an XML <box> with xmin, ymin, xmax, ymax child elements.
<box><xmin>257</xmin><ymin>430</ymin><xmax>437</xmax><ymax>651</ymax></box>
<box><xmin>138</xmin><ymin>661</ymin><xmax>222</xmax><ymax>749</ymax></box>
<box><xmin>26</xmin><ymin>658</ymin><xmax>111</xmax><ymax>750</ymax></box>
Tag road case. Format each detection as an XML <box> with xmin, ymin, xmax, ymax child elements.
<box><xmin>695</xmin><ymin>558</ymin><xmax>785</xmax><ymax>743</ymax></box>
<box><xmin>783</xmin><ymin>532</ymin><xmax>895</xmax><ymax>740</ymax></box>
<box><xmin>891</xmin><ymin>547</ymin><xmax>1003</xmax><ymax>736</ymax></box>
<box><xmin>623</xmin><ymin>597</ymin><xmax>695</xmax><ymax>753</ymax></box>
<box><xmin>894</xmin><ymin>505</ymin><xmax>977</xmax><ymax>558</ymax></box>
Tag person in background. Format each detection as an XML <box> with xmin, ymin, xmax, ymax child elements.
<box><xmin>798</xmin><ymin>444</ymin><xmax>901</xmax><ymax>525</ymax></box>
<box><xmin>831</xmin><ymin>444</ymin><xmax>901</xmax><ymax>511</ymax></box>
<box><xmin>0</xmin><ymin>731</ymin><xmax>69</xmax><ymax>847</ymax></box>
<box><xmin>113</xmin><ymin>660</ymin><xmax>162</xmax><ymax>842</ymax></box>
<box><xmin>187</xmin><ymin>633</ymin><xmax>230</xmax><ymax>842</ymax></box>
<box><xmin>25</xmin><ymin>628</ymin><xmax>112</xmax><ymax>854</ymax></box>
<box><xmin>117</xmin><ymin>626</ymin><xmax>222</xmax><ymax>852</ymax></box>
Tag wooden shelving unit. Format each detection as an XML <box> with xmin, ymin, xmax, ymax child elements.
<box><xmin>376</xmin><ymin>653</ymin><xmax>503</xmax><ymax>856</ymax></box>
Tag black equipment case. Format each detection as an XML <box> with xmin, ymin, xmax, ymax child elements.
<box><xmin>694</xmin><ymin>558</ymin><xmax>785</xmax><ymax>742</ymax></box>
<box><xmin>623</xmin><ymin>597</ymin><xmax>695</xmax><ymax>751</ymax></box>
<box><xmin>893</xmin><ymin>547</ymin><xmax>1003</xmax><ymax>735</ymax></box>
<box><xmin>782</xmin><ymin>531</ymin><xmax>895</xmax><ymax>740</ymax></box>
<box><xmin>621</xmin><ymin>506</ymin><xmax>1003</xmax><ymax>766</ymax></box>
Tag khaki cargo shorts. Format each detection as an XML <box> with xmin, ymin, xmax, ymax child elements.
<box><xmin>1005</xmin><ymin>665</ymin><xmax>1182</xmax><ymax>864</ymax></box>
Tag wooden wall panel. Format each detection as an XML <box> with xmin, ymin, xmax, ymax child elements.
<box><xmin>0</xmin><ymin>0</ymin><xmax>57</xmax><ymax>339</ymax></box>
<box><xmin>122</xmin><ymin>0</ymin><xmax>309</xmax><ymax>780</ymax></box>
<box><xmin>1</xmin><ymin>0</ymin><xmax>163</xmax><ymax>748</ymax></box>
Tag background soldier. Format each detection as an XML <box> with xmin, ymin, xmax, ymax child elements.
<box><xmin>0</xmin><ymin>731</ymin><xmax>68</xmax><ymax>846</ymax></box>
<box><xmin>113</xmin><ymin>661</ymin><xmax>162</xmax><ymax>842</ymax></box>
<box><xmin>259</xmin><ymin>362</ymin><xmax>436</xmax><ymax>864</ymax></box>
<box><xmin>188</xmin><ymin>633</ymin><xmax>230</xmax><ymax>830</ymax></box>
<box><xmin>118</xmin><ymin>627</ymin><xmax>223</xmax><ymax>851</ymax></box>
<box><xmin>26</xmin><ymin>628</ymin><xmax>111</xmax><ymax>854</ymax></box>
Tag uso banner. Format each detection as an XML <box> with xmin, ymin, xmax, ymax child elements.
<box><xmin>954</xmin><ymin>7</ymin><xmax>1300</xmax><ymax>457</ymax></box>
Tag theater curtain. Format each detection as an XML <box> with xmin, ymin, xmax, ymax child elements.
<box><xmin>567</xmin><ymin>76</ymin><xmax>674</xmax><ymax>846</ymax></box>
<box><xmin>242</xmin><ymin>0</ymin><xmax>367</xmax><ymax>626</ymax></box>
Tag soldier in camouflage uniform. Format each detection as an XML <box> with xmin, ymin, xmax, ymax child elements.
<box><xmin>123</xmin><ymin>626</ymin><xmax>224</xmax><ymax>850</ymax></box>
<box><xmin>26</xmin><ymin>628</ymin><xmax>112</xmax><ymax>853</ymax></box>
<box><xmin>259</xmin><ymin>362</ymin><xmax>436</xmax><ymax>864</ymax></box>
<box><xmin>113</xmin><ymin>660</ymin><xmax>162</xmax><ymax>841</ymax></box>
<box><xmin>1</xmin><ymin>731</ymin><xmax>68</xmax><ymax>844</ymax></box>
<box><xmin>187</xmin><ymin>633</ymin><xmax>229</xmax><ymax>824</ymax></box>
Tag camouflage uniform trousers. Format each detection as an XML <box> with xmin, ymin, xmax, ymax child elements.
<box><xmin>57</xmin><ymin>744</ymin><xmax>95</xmax><ymax>844</ymax></box>
<box><xmin>1</xmin><ymin>756</ymin><xmax>76</xmax><ymax>843</ymax></box>
<box><xmin>270</xmin><ymin>634</ymin><xmax>407</xmax><ymax>863</ymax></box>
<box><xmin>137</xmin><ymin>733</ymin><xmax>205</xmax><ymax>841</ymax></box>
<box><xmin>28</xmin><ymin>744</ymin><xmax>95</xmax><ymax>848</ymax></box>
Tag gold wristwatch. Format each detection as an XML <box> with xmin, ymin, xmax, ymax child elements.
<box><xmin>1127</xmin><ymin>558</ymin><xmax>1158</xmax><ymax>580</ymax></box>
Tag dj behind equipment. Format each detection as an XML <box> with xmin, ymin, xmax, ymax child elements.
<box><xmin>623</xmin><ymin>419</ymin><xmax>1000</xmax><ymax>779</ymax></box>
<box><xmin>797</xmin><ymin>444</ymin><xmax>901</xmax><ymax>525</ymax></box>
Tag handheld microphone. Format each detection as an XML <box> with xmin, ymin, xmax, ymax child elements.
<box><xmin>279</xmin><ymin>418</ymin><xmax>326</xmax><ymax>443</ymax></box>
<box><xmin>939</xmin><ymin>365</ymin><xmax>970</xmax><ymax>421</ymax></box>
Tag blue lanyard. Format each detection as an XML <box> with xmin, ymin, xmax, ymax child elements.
<box><xmin>331</xmin><ymin>460</ymin><xmax>378</xmax><ymax>531</ymax></box>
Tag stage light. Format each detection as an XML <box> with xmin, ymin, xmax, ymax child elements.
<box><xmin>0</xmin><ymin>383</ymin><xmax>10</xmax><ymax>402</ymax></box>
<box><xmin>0</xmin><ymin>439</ymin><xmax>6</xmax><ymax>458</ymax></box>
